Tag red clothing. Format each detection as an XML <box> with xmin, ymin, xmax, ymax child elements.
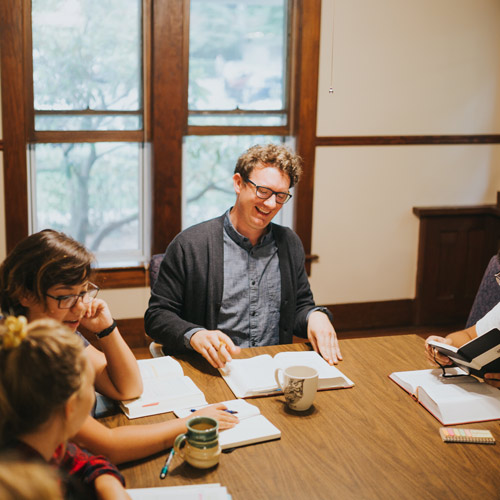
<box><xmin>4</xmin><ymin>440</ymin><xmax>124</xmax><ymax>500</ymax></box>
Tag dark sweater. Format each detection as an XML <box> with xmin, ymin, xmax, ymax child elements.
<box><xmin>144</xmin><ymin>214</ymin><xmax>319</xmax><ymax>354</ymax></box>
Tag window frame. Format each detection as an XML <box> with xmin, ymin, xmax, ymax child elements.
<box><xmin>0</xmin><ymin>0</ymin><xmax>321</xmax><ymax>288</ymax></box>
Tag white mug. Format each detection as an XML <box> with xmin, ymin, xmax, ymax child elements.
<box><xmin>274</xmin><ymin>365</ymin><xmax>318</xmax><ymax>411</ymax></box>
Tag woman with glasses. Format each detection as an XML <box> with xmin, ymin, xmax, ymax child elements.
<box><xmin>0</xmin><ymin>230</ymin><xmax>237</xmax><ymax>464</ymax></box>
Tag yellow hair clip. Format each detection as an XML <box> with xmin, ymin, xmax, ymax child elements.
<box><xmin>2</xmin><ymin>315</ymin><xmax>28</xmax><ymax>350</ymax></box>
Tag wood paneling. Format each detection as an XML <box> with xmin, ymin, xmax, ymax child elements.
<box><xmin>0</xmin><ymin>1</ymin><xmax>29</xmax><ymax>253</ymax></box>
<box><xmin>151</xmin><ymin>0</ymin><xmax>187</xmax><ymax>255</ymax></box>
<box><xmin>293</xmin><ymin>0</ymin><xmax>322</xmax><ymax>274</ymax></box>
<box><xmin>316</xmin><ymin>135</ymin><xmax>500</xmax><ymax>146</ymax></box>
<box><xmin>414</xmin><ymin>197</ymin><xmax>500</xmax><ymax>325</ymax></box>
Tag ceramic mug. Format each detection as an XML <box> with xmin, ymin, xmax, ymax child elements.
<box><xmin>174</xmin><ymin>416</ymin><xmax>221</xmax><ymax>469</ymax></box>
<box><xmin>274</xmin><ymin>365</ymin><xmax>319</xmax><ymax>411</ymax></box>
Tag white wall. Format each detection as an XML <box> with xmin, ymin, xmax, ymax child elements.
<box><xmin>309</xmin><ymin>0</ymin><xmax>500</xmax><ymax>305</ymax></box>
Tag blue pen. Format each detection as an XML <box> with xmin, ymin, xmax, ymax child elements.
<box><xmin>190</xmin><ymin>408</ymin><xmax>238</xmax><ymax>414</ymax></box>
<box><xmin>159</xmin><ymin>448</ymin><xmax>175</xmax><ymax>479</ymax></box>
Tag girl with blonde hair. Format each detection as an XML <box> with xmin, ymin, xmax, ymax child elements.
<box><xmin>0</xmin><ymin>316</ymin><xmax>129</xmax><ymax>499</ymax></box>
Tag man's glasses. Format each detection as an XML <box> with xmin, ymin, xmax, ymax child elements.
<box><xmin>246</xmin><ymin>179</ymin><xmax>292</xmax><ymax>204</ymax></box>
<box><xmin>46</xmin><ymin>282</ymin><xmax>100</xmax><ymax>309</ymax></box>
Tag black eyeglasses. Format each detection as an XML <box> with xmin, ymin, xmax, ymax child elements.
<box><xmin>46</xmin><ymin>282</ymin><xmax>100</xmax><ymax>309</ymax></box>
<box><xmin>246</xmin><ymin>179</ymin><xmax>292</xmax><ymax>204</ymax></box>
<box><xmin>495</xmin><ymin>271</ymin><xmax>500</xmax><ymax>286</ymax></box>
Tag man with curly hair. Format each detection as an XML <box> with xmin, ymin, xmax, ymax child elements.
<box><xmin>145</xmin><ymin>144</ymin><xmax>342</xmax><ymax>369</ymax></box>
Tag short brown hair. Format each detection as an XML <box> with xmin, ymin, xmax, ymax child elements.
<box><xmin>0</xmin><ymin>230</ymin><xmax>94</xmax><ymax>317</ymax></box>
<box><xmin>234</xmin><ymin>144</ymin><xmax>303</xmax><ymax>188</ymax></box>
<box><xmin>0</xmin><ymin>318</ymin><xmax>86</xmax><ymax>445</ymax></box>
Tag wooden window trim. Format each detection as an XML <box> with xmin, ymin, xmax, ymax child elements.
<box><xmin>1</xmin><ymin>0</ymin><xmax>321</xmax><ymax>286</ymax></box>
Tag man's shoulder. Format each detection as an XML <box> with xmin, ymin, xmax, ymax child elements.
<box><xmin>272</xmin><ymin>222</ymin><xmax>301</xmax><ymax>245</ymax></box>
<box><xmin>171</xmin><ymin>214</ymin><xmax>224</xmax><ymax>247</ymax></box>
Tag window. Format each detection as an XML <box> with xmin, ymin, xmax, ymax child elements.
<box><xmin>29</xmin><ymin>0</ymin><xmax>148</xmax><ymax>265</ymax></box>
<box><xmin>184</xmin><ymin>0</ymin><xmax>293</xmax><ymax>229</ymax></box>
<box><xmin>1</xmin><ymin>0</ymin><xmax>321</xmax><ymax>285</ymax></box>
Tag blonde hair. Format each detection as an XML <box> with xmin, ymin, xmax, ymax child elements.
<box><xmin>0</xmin><ymin>318</ymin><xmax>86</xmax><ymax>445</ymax></box>
<box><xmin>0</xmin><ymin>459</ymin><xmax>62</xmax><ymax>500</ymax></box>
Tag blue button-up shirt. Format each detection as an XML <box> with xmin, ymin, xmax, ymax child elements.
<box><xmin>217</xmin><ymin>211</ymin><xmax>281</xmax><ymax>347</ymax></box>
<box><xmin>183</xmin><ymin>210</ymin><xmax>281</xmax><ymax>348</ymax></box>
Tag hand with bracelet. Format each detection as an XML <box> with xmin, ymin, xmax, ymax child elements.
<box><xmin>80</xmin><ymin>298</ymin><xmax>117</xmax><ymax>339</ymax></box>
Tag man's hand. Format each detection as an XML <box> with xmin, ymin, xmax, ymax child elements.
<box><xmin>190</xmin><ymin>330</ymin><xmax>241</xmax><ymax>368</ymax></box>
<box><xmin>307</xmin><ymin>311</ymin><xmax>342</xmax><ymax>365</ymax></box>
<box><xmin>424</xmin><ymin>335</ymin><xmax>453</xmax><ymax>366</ymax></box>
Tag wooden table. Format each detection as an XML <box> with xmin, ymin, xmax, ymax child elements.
<box><xmin>102</xmin><ymin>335</ymin><xmax>500</xmax><ymax>499</ymax></box>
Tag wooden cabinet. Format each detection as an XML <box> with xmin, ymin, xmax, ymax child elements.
<box><xmin>413</xmin><ymin>193</ymin><xmax>500</xmax><ymax>325</ymax></box>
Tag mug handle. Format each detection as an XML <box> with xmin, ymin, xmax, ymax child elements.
<box><xmin>173</xmin><ymin>433</ymin><xmax>187</xmax><ymax>459</ymax></box>
<box><xmin>274</xmin><ymin>367</ymin><xmax>285</xmax><ymax>390</ymax></box>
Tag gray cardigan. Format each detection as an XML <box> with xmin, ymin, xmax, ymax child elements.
<box><xmin>144</xmin><ymin>214</ymin><xmax>320</xmax><ymax>354</ymax></box>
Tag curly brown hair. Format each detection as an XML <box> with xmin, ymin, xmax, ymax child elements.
<box><xmin>234</xmin><ymin>144</ymin><xmax>303</xmax><ymax>188</ymax></box>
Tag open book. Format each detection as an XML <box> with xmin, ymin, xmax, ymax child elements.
<box><xmin>220</xmin><ymin>351</ymin><xmax>354</xmax><ymax>398</ymax></box>
<box><xmin>389</xmin><ymin>368</ymin><xmax>500</xmax><ymax>425</ymax></box>
<box><xmin>174</xmin><ymin>399</ymin><xmax>281</xmax><ymax>449</ymax></box>
<box><xmin>427</xmin><ymin>328</ymin><xmax>500</xmax><ymax>378</ymax></box>
<box><xmin>120</xmin><ymin>357</ymin><xmax>207</xmax><ymax>419</ymax></box>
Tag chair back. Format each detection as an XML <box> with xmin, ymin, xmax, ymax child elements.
<box><xmin>149</xmin><ymin>253</ymin><xmax>165</xmax><ymax>288</ymax></box>
<box><xmin>466</xmin><ymin>254</ymin><xmax>500</xmax><ymax>327</ymax></box>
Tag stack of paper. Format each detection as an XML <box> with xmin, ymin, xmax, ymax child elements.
<box><xmin>128</xmin><ymin>483</ymin><xmax>231</xmax><ymax>499</ymax></box>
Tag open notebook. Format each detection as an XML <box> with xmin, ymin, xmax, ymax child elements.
<box><xmin>174</xmin><ymin>399</ymin><xmax>281</xmax><ymax>449</ymax></box>
<box><xmin>120</xmin><ymin>357</ymin><xmax>207</xmax><ymax>419</ymax></box>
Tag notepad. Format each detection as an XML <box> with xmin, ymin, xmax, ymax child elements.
<box><xmin>119</xmin><ymin>357</ymin><xmax>207</xmax><ymax>419</ymax></box>
<box><xmin>220</xmin><ymin>350</ymin><xmax>354</xmax><ymax>398</ymax></box>
<box><xmin>439</xmin><ymin>427</ymin><xmax>495</xmax><ymax>444</ymax></box>
<box><xmin>174</xmin><ymin>399</ymin><xmax>281</xmax><ymax>449</ymax></box>
<box><xmin>390</xmin><ymin>368</ymin><xmax>500</xmax><ymax>425</ymax></box>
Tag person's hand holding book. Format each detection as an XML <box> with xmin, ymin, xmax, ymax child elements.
<box><xmin>425</xmin><ymin>335</ymin><xmax>453</xmax><ymax>366</ymax></box>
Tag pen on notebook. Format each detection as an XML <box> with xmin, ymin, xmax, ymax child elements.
<box><xmin>189</xmin><ymin>408</ymin><xmax>238</xmax><ymax>414</ymax></box>
<box><xmin>159</xmin><ymin>448</ymin><xmax>175</xmax><ymax>479</ymax></box>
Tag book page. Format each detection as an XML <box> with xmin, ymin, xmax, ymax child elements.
<box><xmin>273</xmin><ymin>351</ymin><xmax>354</xmax><ymax>388</ymax></box>
<box><xmin>221</xmin><ymin>355</ymin><xmax>278</xmax><ymax>396</ymax></box>
<box><xmin>389</xmin><ymin>368</ymin><xmax>469</xmax><ymax>395</ymax></box>
<box><xmin>128</xmin><ymin>484</ymin><xmax>230</xmax><ymax>500</ymax></box>
<box><xmin>138</xmin><ymin>356</ymin><xmax>184</xmax><ymax>381</ymax></box>
<box><xmin>173</xmin><ymin>399</ymin><xmax>261</xmax><ymax>420</ymax></box>
<box><xmin>219</xmin><ymin>414</ymin><xmax>281</xmax><ymax>450</ymax></box>
<box><xmin>417</xmin><ymin>381</ymin><xmax>500</xmax><ymax>425</ymax></box>
<box><xmin>121</xmin><ymin>376</ymin><xmax>207</xmax><ymax>418</ymax></box>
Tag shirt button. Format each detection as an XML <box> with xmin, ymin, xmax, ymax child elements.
<box><xmin>251</xmin><ymin>280</ymin><xmax>256</xmax><ymax>286</ymax></box>
<box><xmin>251</xmin><ymin>311</ymin><xmax>256</xmax><ymax>316</ymax></box>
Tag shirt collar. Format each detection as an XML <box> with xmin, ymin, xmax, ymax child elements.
<box><xmin>223</xmin><ymin>209</ymin><xmax>274</xmax><ymax>250</ymax></box>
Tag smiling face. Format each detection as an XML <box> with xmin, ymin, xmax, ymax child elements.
<box><xmin>21</xmin><ymin>282</ymin><xmax>90</xmax><ymax>332</ymax></box>
<box><xmin>230</xmin><ymin>164</ymin><xmax>291</xmax><ymax>245</ymax></box>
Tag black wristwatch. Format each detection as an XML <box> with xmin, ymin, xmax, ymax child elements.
<box><xmin>314</xmin><ymin>306</ymin><xmax>331</xmax><ymax>317</ymax></box>
<box><xmin>96</xmin><ymin>320</ymin><xmax>117</xmax><ymax>339</ymax></box>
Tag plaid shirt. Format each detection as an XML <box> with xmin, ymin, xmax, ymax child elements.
<box><xmin>6</xmin><ymin>440</ymin><xmax>124</xmax><ymax>499</ymax></box>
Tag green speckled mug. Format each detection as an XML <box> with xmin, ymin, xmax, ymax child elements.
<box><xmin>174</xmin><ymin>416</ymin><xmax>221</xmax><ymax>469</ymax></box>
